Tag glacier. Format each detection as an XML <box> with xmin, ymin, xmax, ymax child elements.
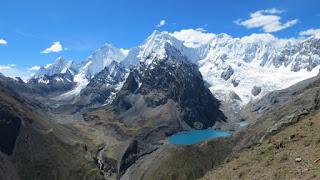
<box><xmin>31</xmin><ymin>29</ymin><xmax>320</xmax><ymax>106</ymax></box>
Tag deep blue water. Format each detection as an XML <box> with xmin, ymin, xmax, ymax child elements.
<box><xmin>168</xmin><ymin>129</ymin><xmax>232</xmax><ymax>145</ymax></box>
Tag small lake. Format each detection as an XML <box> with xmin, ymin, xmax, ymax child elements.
<box><xmin>168</xmin><ymin>129</ymin><xmax>232</xmax><ymax>145</ymax></box>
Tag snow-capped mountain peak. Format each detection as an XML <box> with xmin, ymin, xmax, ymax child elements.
<box><xmin>78</xmin><ymin>43</ymin><xmax>128</xmax><ymax>80</ymax></box>
<box><xmin>32</xmin><ymin>29</ymin><xmax>320</xmax><ymax>108</ymax></box>
<box><xmin>32</xmin><ymin>56</ymin><xmax>78</xmax><ymax>79</ymax></box>
<box><xmin>122</xmin><ymin>30</ymin><xmax>207</xmax><ymax>67</ymax></box>
<box><xmin>55</xmin><ymin>43</ymin><xmax>129</xmax><ymax>101</ymax></box>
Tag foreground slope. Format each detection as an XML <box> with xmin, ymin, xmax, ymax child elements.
<box><xmin>201</xmin><ymin>111</ymin><xmax>320</xmax><ymax>180</ymax></box>
<box><xmin>0</xmin><ymin>78</ymin><xmax>102</xmax><ymax>180</ymax></box>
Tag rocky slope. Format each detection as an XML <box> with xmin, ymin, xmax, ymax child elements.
<box><xmin>77</xmin><ymin>61</ymin><xmax>128</xmax><ymax>109</ymax></box>
<box><xmin>201</xmin><ymin>111</ymin><xmax>320</xmax><ymax>180</ymax></box>
<box><xmin>0</xmin><ymin>77</ymin><xmax>103</xmax><ymax>180</ymax></box>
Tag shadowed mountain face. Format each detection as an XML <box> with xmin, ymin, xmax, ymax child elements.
<box><xmin>137</xmin><ymin>56</ymin><xmax>225</xmax><ymax>129</ymax></box>
<box><xmin>0</xmin><ymin>104</ymin><xmax>21</xmax><ymax>155</ymax></box>
<box><xmin>78</xmin><ymin>61</ymin><xmax>128</xmax><ymax>109</ymax></box>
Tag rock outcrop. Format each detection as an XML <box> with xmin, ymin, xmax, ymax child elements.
<box><xmin>251</xmin><ymin>86</ymin><xmax>262</xmax><ymax>96</ymax></box>
<box><xmin>220</xmin><ymin>65</ymin><xmax>234</xmax><ymax>80</ymax></box>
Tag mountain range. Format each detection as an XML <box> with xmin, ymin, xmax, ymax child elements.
<box><xmin>1</xmin><ymin>29</ymin><xmax>320</xmax><ymax>180</ymax></box>
<box><xmin>28</xmin><ymin>30</ymin><xmax>320</xmax><ymax>116</ymax></box>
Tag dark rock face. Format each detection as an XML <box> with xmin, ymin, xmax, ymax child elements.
<box><xmin>111</xmin><ymin>69</ymin><xmax>140</xmax><ymax>112</ymax></box>
<box><xmin>139</xmin><ymin>58</ymin><xmax>225</xmax><ymax>128</ymax></box>
<box><xmin>79</xmin><ymin>61</ymin><xmax>127</xmax><ymax>107</ymax></box>
<box><xmin>15</xmin><ymin>77</ymin><xmax>24</xmax><ymax>83</ymax></box>
<box><xmin>119</xmin><ymin>140</ymin><xmax>139</xmax><ymax>176</ymax></box>
<box><xmin>113</xmin><ymin>44</ymin><xmax>226</xmax><ymax>129</ymax></box>
<box><xmin>229</xmin><ymin>91</ymin><xmax>241</xmax><ymax>101</ymax></box>
<box><xmin>251</xmin><ymin>86</ymin><xmax>262</xmax><ymax>96</ymax></box>
<box><xmin>0</xmin><ymin>104</ymin><xmax>21</xmax><ymax>155</ymax></box>
<box><xmin>221</xmin><ymin>65</ymin><xmax>234</xmax><ymax>80</ymax></box>
<box><xmin>118</xmin><ymin>140</ymin><xmax>156</xmax><ymax>177</ymax></box>
<box><xmin>121</xmin><ymin>70</ymin><xmax>139</xmax><ymax>93</ymax></box>
<box><xmin>231</xmin><ymin>79</ymin><xmax>240</xmax><ymax>87</ymax></box>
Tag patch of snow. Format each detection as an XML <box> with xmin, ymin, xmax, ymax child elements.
<box><xmin>38</xmin><ymin>78</ymin><xmax>50</xmax><ymax>84</ymax></box>
<box><xmin>55</xmin><ymin>73</ymin><xmax>89</xmax><ymax>101</ymax></box>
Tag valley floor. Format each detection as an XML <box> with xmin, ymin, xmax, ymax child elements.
<box><xmin>200</xmin><ymin>111</ymin><xmax>320</xmax><ymax>180</ymax></box>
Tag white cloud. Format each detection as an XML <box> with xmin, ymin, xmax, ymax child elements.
<box><xmin>240</xmin><ymin>33</ymin><xmax>278</xmax><ymax>44</ymax></box>
<box><xmin>0</xmin><ymin>64</ymin><xmax>27</xmax><ymax>80</ymax></box>
<box><xmin>45</xmin><ymin>64</ymin><xmax>52</xmax><ymax>68</ymax></box>
<box><xmin>0</xmin><ymin>38</ymin><xmax>7</xmax><ymax>45</ymax></box>
<box><xmin>0</xmin><ymin>65</ymin><xmax>12</xmax><ymax>71</ymax></box>
<box><xmin>156</xmin><ymin>20</ymin><xmax>166</xmax><ymax>28</ymax></box>
<box><xmin>41</xmin><ymin>41</ymin><xmax>64</xmax><ymax>54</ymax></box>
<box><xmin>0</xmin><ymin>64</ymin><xmax>43</xmax><ymax>81</ymax></box>
<box><xmin>28</xmin><ymin>66</ymin><xmax>41</xmax><ymax>71</ymax></box>
<box><xmin>235</xmin><ymin>8</ymin><xmax>298</xmax><ymax>33</ymax></box>
<box><xmin>299</xmin><ymin>28</ymin><xmax>320</xmax><ymax>38</ymax></box>
<box><xmin>239</xmin><ymin>33</ymin><xmax>299</xmax><ymax>48</ymax></box>
<box><xmin>171</xmin><ymin>28</ymin><xmax>215</xmax><ymax>48</ymax></box>
<box><xmin>263</xmin><ymin>8</ymin><xmax>285</xmax><ymax>14</ymax></box>
<box><xmin>120</xmin><ymin>48</ymin><xmax>130</xmax><ymax>56</ymax></box>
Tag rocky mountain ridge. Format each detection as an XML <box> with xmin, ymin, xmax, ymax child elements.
<box><xmin>30</xmin><ymin>30</ymin><xmax>320</xmax><ymax>109</ymax></box>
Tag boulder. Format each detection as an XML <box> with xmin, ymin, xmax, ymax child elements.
<box><xmin>231</xmin><ymin>79</ymin><xmax>240</xmax><ymax>87</ymax></box>
<box><xmin>251</xmin><ymin>86</ymin><xmax>262</xmax><ymax>96</ymax></box>
<box><xmin>221</xmin><ymin>65</ymin><xmax>234</xmax><ymax>80</ymax></box>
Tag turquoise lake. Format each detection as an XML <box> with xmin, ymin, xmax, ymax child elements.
<box><xmin>168</xmin><ymin>129</ymin><xmax>232</xmax><ymax>145</ymax></box>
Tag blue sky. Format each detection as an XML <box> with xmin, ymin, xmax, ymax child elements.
<box><xmin>0</xmin><ymin>0</ymin><xmax>319</xmax><ymax>77</ymax></box>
